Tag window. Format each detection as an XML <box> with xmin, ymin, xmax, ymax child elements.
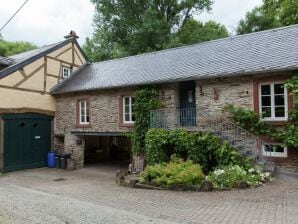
<box><xmin>262</xmin><ymin>144</ymin><xmax>287</xmax><ymax>158</ymax></box>
<box><xmin>79</xmin><ymin>100</ymin><xmax>90</xmax><ymax>125</ymax></box>
<box><xmin>62</xmin><ymin>66</ymin><xmax>71</xmax><ymax>79</ymax></box>
<box><xmin>259</xmin><ymin>82</ymin><xmax>288</xmax><ymax>120</ymax></box>
<box><xmin>123</xmin><ymin>96</ymin><xmax>135</xmax><ymax>124</ymax></box>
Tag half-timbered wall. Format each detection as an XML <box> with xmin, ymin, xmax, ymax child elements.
<box><xmin>0</xmin><ymin>41</ymin><xmax>86</xmax><ymax>114</ymax></box>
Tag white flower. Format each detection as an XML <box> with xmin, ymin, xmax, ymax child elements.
<box><xmin>248</xmin><ymin>168</ymin><xmax>255</xmax><ymax>173</ymax></box>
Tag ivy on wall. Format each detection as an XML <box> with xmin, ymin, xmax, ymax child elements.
<box><xmin>130</xmin><ymin>85</ymin><xmax>163</xmax><ymax>154</ymax></box>
<box><xmin>223</xmin><ymin>72</ymin><xmax>298</xmax><ymax>148</ymax></box>
<box><xmin>144</xmin><ymin>129</ymin><xmax>252</xmax><ymax>173</ymax></box>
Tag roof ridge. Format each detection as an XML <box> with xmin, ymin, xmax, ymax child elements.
<box><xmin>10</xmin><ymin>39</ymin><xmax>68</xmax><ymax>58</ymax></box>
<box><xmin>90</xmin><ymin>24</ymin><xmax>298</xmax><ymax>66</ymax></box>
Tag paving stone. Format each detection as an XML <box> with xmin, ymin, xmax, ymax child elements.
<box><xmin>0</xmin><ymin>164</ymin><xmax>297</xmax><ymax>224</ymax></box>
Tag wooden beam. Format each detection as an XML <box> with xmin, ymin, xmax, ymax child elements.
<box><xmin>14</xmin><ymin>64</ymin><xmax>44</xmax><ymax>88</ymax></box>
<box><xmin>46</xmin><ymin>56</ymin><xmax>81</xmax><ymax>67</ymax></box>
<box><xmin>46</xmin><ymin>74</ymin><xmax>59</xmax><ymax>79</ymax></box>
<box><xmin>72</xmin><ymin>41</ymin><xmax>75</xmax><ymax>65</ymax></box>
<box><xmin>74</xmin><ymin>48</ymin><xmax>84</xmax><ymax>64</ymax></box>
<box><xmin>0</xmin><ymin>84</ymin><xmax>51</xmax><ymax>95</ymax></box>
<box><xmin>58</xmin><ymin>61</ymin><xmax>62</xmax><ymax>84</ymax></box>
<box><xmin>19</xmin><ymin>69</ymin><xmax>27</xmax><ymax>78</ymax></box>
<box><xmin>54</xmin><ymin>46</ymin><xmax>72</xmax><ymax>59</ymax></box>
<box><xmin>44</xmin><ymin>57</ymin><xmax>47</xmax><ymax>92</ymax></box>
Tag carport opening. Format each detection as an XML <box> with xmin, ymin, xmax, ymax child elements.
<box><xmin>84</xmin><ymin>136</ymin><xmax>132</xmax><ymax>167</ymax></box>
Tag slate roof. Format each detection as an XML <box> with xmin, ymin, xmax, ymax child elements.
<box><xmin>51</xmin><ymin>25</ymin><xmax>298</xmax><ymax>94</ymax></box>
<box><xmin>0</xmin><ymin>56</ymin><xmax>15</xmax><ymax>66</ymax></box>
<box><xmin>0</xmin><ymin>38</ymin><xmax>87</xmax><ymax>79</ymax></box>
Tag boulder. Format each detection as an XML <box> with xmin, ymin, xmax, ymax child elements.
<box><xmin>200</xmin><ymin>181</ymin><xmax>213</xmax><ymax>192</ymax></box>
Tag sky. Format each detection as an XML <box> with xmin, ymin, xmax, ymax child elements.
<box><xmin>0</xmin><ymin>0</ymin><xmax>262</xmax><ymax>47</ymax></box>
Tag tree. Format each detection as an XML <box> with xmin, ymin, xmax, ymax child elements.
<box><xmin>177</xmin><ymin>19</ymin><xmax>229</xmax><ymax>45</ymax></box>
<box><xmin>263</xmin><ymin>0</ymin><xmax>298</xmax><ymax>26</ymax></box>
<box><xmin>0</xmin><ymin>39</ymin><xmax>37</xmax><ymax>57</ymax></box>
<box><xmin>84</xmin><ymin>0</ymin><xmax>213</xmax><ymax>62</ymax></box>
<box><xmin>236</xmin><ymin>7</ymin><xmax>277</xmax><ymax>35</ymax></box>
<box><xmin>237</xmin><ymin>0</ymin><xmax>298</xmax><ymax>35</ymax></box>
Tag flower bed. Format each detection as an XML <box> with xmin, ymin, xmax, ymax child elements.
<box><xmin>207</xmin><ymin>165</ymin><xmax>270</xmax><ymax>189</ymax></box>
<box><xmin>116</xmin><ymin>157</ymin><xmax>271</xmax><ymax>191</ymax></box>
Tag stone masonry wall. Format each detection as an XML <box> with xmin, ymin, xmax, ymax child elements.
<box><xmin>196</xmin><ymin>76</ymin><xmax>254</xmax><ymax>118</ymax></box>
<box><xmin>54</xmin><ymin>84</ymin><xmax>178</xmax><ymax>167</ymax></box>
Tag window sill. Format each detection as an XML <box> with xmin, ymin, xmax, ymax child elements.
<box><xmin>76</xmin><ymin>124</ymin><xmax>92</xmax><ymax>128</ymax></box>
<box><xmin>261</xmin><ymin>118</ymin><xmax>288</xmax><ymax>122</ymax></box>
<box><xmin>119</xmin><ymin>123</ymin><xmax>134</xmax><ymax>128</ymax></box>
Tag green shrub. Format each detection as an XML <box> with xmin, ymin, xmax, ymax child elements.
<box><xmin>145</xmin><ymin>129</ymin><xmax>253</xmax><ymax>173</ymax></box>
<box><xmin>141</xmin><ymin>156</ymin><xmax>205</xmax><ymax>187</ymax></box>
<box><xmin>207</xmin><ymin>165</ymin><xmax>266</xmax><ymax>188</ymax></box>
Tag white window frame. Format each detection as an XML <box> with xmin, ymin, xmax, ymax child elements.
<box><xmin>62</xmin><ymin>66</ymin><xmax>71</xmax><ymax>79</ymax></box>
<box><xmin>262</xmin><ymin>143</ymin><xmax>287</xmax><ymax>158</ymax></box>
<box><xmin>123</xmin><ymin>96</ymin><xmax>134</xmax><ymax>124</ymax></box>
<box><xmin>259</xmin><ymin>82</ymin><xmax>288</xmax><ymax>121</ymax></box>
<box><xmin>79</xmin><ymin>100</ymin><xmax>90</xmax><ymax>125</ymax></box>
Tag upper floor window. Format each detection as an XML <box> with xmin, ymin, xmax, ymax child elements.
<box><xmin>62</xmin><ymin>66</ymin><xmax>71</xmax><ymax>79</ymax></box>
<box><xmin>79</xmin><ymin>100</ymin><xmax>90</xmax><ymax>125</ymax></box>
<box><xmin>123</xmin><ymin>96</ymin><xmax>135</xmax><ymax>124</ymax></box>
<box><xmin>259</xmin><ymin>82</ymin><xmax>288</xmax><ymax>121</ymax></box>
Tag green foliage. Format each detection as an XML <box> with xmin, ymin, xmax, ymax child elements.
<box><xmin>207</xmin><ymin>165</ymin><xmax>265</xmax><ymax>188</ymax></box>
<box><xmin>84</xmin><ymin>0</ymin><xmax>229</xmax><ymax>62</ymax></box>
<box><xmin>0</xmin><ymin>40</ymin><xmax>37</xmax><ymax>57</ymax></box>
<box><xmin>263</xmin><ymin>0</ymin><xmax>298</xmax><ymax>26</ymax></box>
<box><xmin>166</xmin><ymin>19</ymin><xmax>229</xmax><ymax>48</ymax></box>
<box><xmin>223</xmin><ymin>104</ymin><xmax>271</xmax><ymax>135</ymax></box>
<box><xmin>236</xmin><ymin>7</ymin><xmax>278</xmax><ymax>35</ymax></box>
<box><xmin>141</xmin><ymin>155</ymin><xmax>205</xmax><ymax>187</ymax></box>
<box><xmin>237</xmin><ymin>0</ymin><xmax>298</xmax><ymax>35</ymax></box>
<box><xmin>145</xmin><ymin>129</ymin><xmax>252</xmax><ymax>173</ymax></box>
<box><xmin>224</xmin><ymin>74</ymin><xmax>298</xmax><ymax>149</ymax></box>
<box><xmin>131</xmin><ymin>86</ymin><xmax>163</xmax><ymax>154</ymax></box>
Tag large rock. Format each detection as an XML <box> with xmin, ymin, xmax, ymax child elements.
<box><xmin>200</xmin><ymin>181</ymin><xmax>213</xmax><ymax>192</ymax></box>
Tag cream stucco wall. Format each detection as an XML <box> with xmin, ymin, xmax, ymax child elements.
<box><xmin>0</xmin><ymin>40</ymin><xmax>86</xmax><ymax>113</ymax></box>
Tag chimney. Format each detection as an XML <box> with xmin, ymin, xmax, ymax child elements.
<box><xmin>64</xmin><ymin>30</ymin><xmax>79</xmax><ymax>39</ymax></box>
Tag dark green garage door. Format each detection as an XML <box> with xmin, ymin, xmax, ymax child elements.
<box><xmin>2</xmin><ymin>113</ymin><xmax>52</xmax><ymax>172</ymax></box>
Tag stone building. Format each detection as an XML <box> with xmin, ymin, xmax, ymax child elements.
<box><xmin>52</xmin><ymin>25</ymin><xmax>298</xmax><ymax>169</ymax></box>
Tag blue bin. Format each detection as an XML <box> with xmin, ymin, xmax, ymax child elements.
<box><xmin>47</xmin><ymin>152</ymin><xmax>55</xmax><ymax>168</ymax></box>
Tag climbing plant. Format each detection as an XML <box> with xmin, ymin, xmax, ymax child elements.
<box><xmin>144</xmin><ymin>129</ymin><xmax>252</xmax><ymax>173</ymax></box>
<box><xmin>130</xmin><ymin>86</ymin><xmax>163</xmax><ymax>154</ymax></box>
<box><xmin>223</xmin><ymin>72</ymin><xmax>298</xmax><ymax>148</ymax></box>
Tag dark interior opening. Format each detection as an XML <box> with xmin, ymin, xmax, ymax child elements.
<box><xmin>84</xmin><ymin>136</ymin><xmax>132</xmax><ymax>166</ymax></box>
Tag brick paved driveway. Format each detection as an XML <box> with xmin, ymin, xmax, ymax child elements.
<box><xmin>0</xmin><ymin>164</ymin><xmax>297</xmax><ymax>224</ymax></box>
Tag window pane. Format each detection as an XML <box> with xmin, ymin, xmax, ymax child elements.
<box><xmin>125</xmin><ymin>113</ymin><xmax>130</xmax><ymax>122</ymax></box>
<box><xmin>125</xmin><ymin>105</ymin><xmax>130</xmax><ymax>114</ymax></box>
<box><xmin>132</xmin><ymin>113</ymin><xmax>135</xmax><ymax>121</ymax></box>
<box><xmin>274</xmin><ymin>145</ymin><xmax>285</xmax><ymax>153</ymax></box>
<box><xmin>275</xmin><ymin>95</ymin><xmax>285</xmax><ymax>106</ymax></box>
<box><xmin>275</xmin><ymin>107</ymin><xmax>285</xmax><ymax>117</ymax></box>
<box><xmin>124</xmin><ymin>97</ymin><xmax>129</xmax><ymax>106</ymax></box>
<box><xmin>264</xmin><ymin>145</ymin><xmax>273</xmax><ymax>152</ymax></box>
<box><xmin>261</xmin><ymin>85</ymin><xmax>270</xmax><ymax>95</ymax></box>
<box><xmin>261</xmin><ymin>107</ymin><xmax>271</xmax><ymax>117</ymax></box>
<box><xmin>265</xmin><ymin>145</ymin><xmax>284</xmax><ymax>153</ymax></box>
<box><xmin>274</xmin><ymin>84</ymin><xmax>284</xmax><ymax>94</ymax></box>
<box><xmin>131</xmin><ymin>97</ymin><xmax>135</xmax><ymax>105</ymax></box>
<box><xmin>261</xmin><ymin>96</ymin><xmax>271</xmax><ymax>106</ymax></box>
<box><xmin>81</xmin><ymin>115</ymin><xmax>85</xmax><ymax>123</ymax></box>
<box><xmin>86</xmin><ymin>115</ymin><xmax>89</xmax><ymax>123</ymax></box>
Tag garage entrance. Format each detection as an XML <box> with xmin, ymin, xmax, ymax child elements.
<box><xmin>84</xmin><ymin>135</ymin><xmax>131</xmax><ymax>167</ymax></box>
<box><xmin>2</xmin><ymin>113</ymin><xmax>52</xmax><ymax>172</ymax></box>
